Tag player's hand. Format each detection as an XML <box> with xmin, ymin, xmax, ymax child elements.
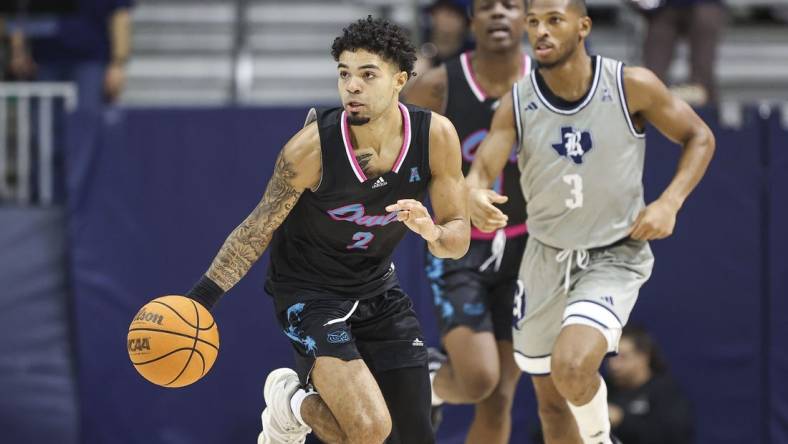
<box><xmin>630</xmin><ymin>198</ymin><xmax>679</xmax><ymax>240</ymax></box>
<box><xmin>469</xmin><ymin>188</ymin><xmax>508</xmax><ymax>233</ymax></box>
<box><xmin>385</xmin><ymin>199</ymin><xmax>441</xmax><ymax>242</ymax></box>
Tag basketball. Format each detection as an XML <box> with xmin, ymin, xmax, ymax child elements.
<box><xmin>127</xmin><ymin>295</ymin><xmax>220</xmax><ymax>388</ymax></box>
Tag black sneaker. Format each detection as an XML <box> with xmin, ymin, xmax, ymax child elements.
<box><xmin>427</xmin><ymin>347</ymin><xmax>447</xmax><ymax>434</ymax></box>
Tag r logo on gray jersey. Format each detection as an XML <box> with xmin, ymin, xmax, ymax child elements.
<box><xmin>552</xmin><ymin>127</ymin><xmax>593</xmax><ymax>164</ymax></box>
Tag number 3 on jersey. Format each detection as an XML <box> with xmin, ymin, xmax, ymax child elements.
<box><xmin>347</xmin><ymin>232</ymin><xmax>374</xmax><ymax>250</ymax></box>
<box><xmin>563</xmin><ymin>174</ymin><xmax>583</xmax><ymax>209</ymax></box>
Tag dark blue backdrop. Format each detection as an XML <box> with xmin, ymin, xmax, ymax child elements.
<box><xmin>0</xmin><ymin>209</ymin><xmax>79</xmax><ymax>444</ymax></box>
<box><xmin>62</xmin><ymin>107</ymin><xmax>785</xmax><ymax>444</ymax></box>
<box><xmin>768</xmin><ymin>112</ymin><xmax>787</xmax><ymax>444</ymax></box>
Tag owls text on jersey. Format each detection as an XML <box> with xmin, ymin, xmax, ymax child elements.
<box><xmin>513</xmin><ymin>55</ymin><xmax>647</xmax><ymax>250</ymax></box>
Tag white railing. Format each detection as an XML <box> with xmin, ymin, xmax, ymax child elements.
<box><xmin>0</xmin><ymin>82</ymin><xmax>77</xmax><ymax>206</ymax></box>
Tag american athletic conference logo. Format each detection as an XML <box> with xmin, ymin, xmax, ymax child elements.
<box><xmin>551</xmin><ymin>126</ymin><xmax>593</xmax><ymax>165</ymax></box>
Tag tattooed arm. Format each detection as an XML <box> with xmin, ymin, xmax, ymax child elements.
<box><xmin>204</xmin><ymin>123</ymin><xmax>322</xmax><ymax>291</ymax></box>
<box><xmin>400</xmin><ymin>64</ymin><xmax>448</xmax><ymax>114</ymax></box>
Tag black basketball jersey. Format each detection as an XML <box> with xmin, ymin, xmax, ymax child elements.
<box><xmin>266</xmin><ymin>103</ymin><xmax>432</xmax><ymax>307</ymax></box>
<box><xmin>445</xmin><ymin>51</ymin><xmax>531</xmax><ymax>240</ymax></box>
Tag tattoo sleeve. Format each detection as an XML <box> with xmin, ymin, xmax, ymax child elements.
<box><xmin>205</xmin><ymin>151</ymin><xmax>303</xmax><ymax>291</ymax></box>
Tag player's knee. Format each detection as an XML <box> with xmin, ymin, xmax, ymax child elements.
<box><xmin>551</xmin><ymin>352</ymin><xmax>597</xmax><ymax>402</ymax></box>
<box><xmin>346</xmin><ymin>409</ymin><xmax>392</xmax><ymax>444</ymax></box>
<box><xmin>459</xmin><ymin>365</ymin><xmax>499</xmax><ymax>402</ymax></box>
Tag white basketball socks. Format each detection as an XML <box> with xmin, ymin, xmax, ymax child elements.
<box><xmin>567</xmin><ymin>376</ymin><xmax>612</xmax><ymax>444</ymax></box>
<box><xmin>290</xmin><ymin>387</ymin><xmax>318</xmax><ymax>427</ymax></box>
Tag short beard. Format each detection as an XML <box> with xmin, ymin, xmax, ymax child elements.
<box><xmin>348</xmin><ymin>113</ymin><xmax>370</xmax><ymax>126</ymax></box>
<box><xmin>537</xmin><ymin>42</ymin><xmax>577</xmax><ymax>70</ymax></box>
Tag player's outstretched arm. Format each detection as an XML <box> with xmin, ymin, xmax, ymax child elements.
<box><xmin>400</xmin><ymin>65</ymin><xmax>448</xmax><ymax>114</ymax></box>
<box><xmin>188</xmin><ymin>123</ymin><xmax>321</xmax><ymax>308</ymax></box>
<box><xmin>625</xmin><ymin>67</ymin><xmax>716</xmax><ymax>240</ymax></box>
<box><xmin>386</xmin><ymin>113</ymin><xmax>470</xmax><ymax>259</ymax></box>
<box><xmin>466</xmin><ymin>90</ymin><xmax>518</xmax><ymax>232</ymax></box>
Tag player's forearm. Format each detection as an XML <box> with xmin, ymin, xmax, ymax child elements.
<box><xmin>659</xmin><ymin>125</ymin><xmax>715</xmax><ymax>211</ymax></box>
<box><xmin>205</xmin><ymin>220</ymin><xmax>272</xmax><ymax>291</ymax></box>
<box><xmin>204</xmin><ymin>154</ymin><xmax>302</xmax><ymax>291</ymax></box>
<box><xmin>466</xmin><ymin>162</ymin><xmax>497</xmax><ymax>190</ymax></box>
<box><xmin>467</xmin><ymin>136</ymin><xmax>510</xmax><ymax>190</ymax></box>
<box><xmin>109</xmin><ymin>9</ymin><xmax>132</xmax><ymax>65</ymax></box>
<box><xmin>426</xmin><ymin>218</ymin><xmax>470</xmax><ymax>259</ymax></box>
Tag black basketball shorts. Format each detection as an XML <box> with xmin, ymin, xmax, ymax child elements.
<box><xmin>274</xmin><ymin>286</ymin><xmax>428</xmax><ymax>385</ymax></box>
<box><xmin>425</xmin><ymin>234</ymin><xmax>528</xmax><ymax>342</ymax></box>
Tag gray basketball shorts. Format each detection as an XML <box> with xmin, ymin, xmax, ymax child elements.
<box><xmin>512</xmin><ymin>236</ymin><xmax>654</xmax><ymax>375</ymax></box>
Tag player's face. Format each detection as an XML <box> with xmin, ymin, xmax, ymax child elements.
<box><xmin>471</xmin><ymin>0</ymin><xmax>526</xmax><ymax>53</ymax></box>
<box><xmin>337</xmin><ymin>50</ymin><xmax>408</xmax><ymax>126</ymax></box>
<box><xmin>607</xmin><ymin>338</ymin><xmax>649</xmax><ymax>388</ymax></box>
<box><xmin>525</xmin><ymin>0</ymin><xmax>591</xmax><ymax>69</ymax></box>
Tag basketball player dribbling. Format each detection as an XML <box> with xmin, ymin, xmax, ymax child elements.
<box><xmin>403</xmin><ymin>1</ymin><xmax>531</xmax><ymax>441</ymax></box>
<box><xmin>466</xmin><ymin>0</ymin><xmax>715</xmax><ymax>443</ymax></box>
<box><xmin>184</xmin><ymin>17</ymin><xmax>470</xmax><ymax>444</ymax></box>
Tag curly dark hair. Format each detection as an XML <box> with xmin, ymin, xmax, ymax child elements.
<box><xmin>331</xmin><ymin>16</ymin><xmax>417</xmax><ymax>78</ymax></box>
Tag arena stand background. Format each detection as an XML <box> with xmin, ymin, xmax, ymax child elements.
<box><xmin>1</xmin><ymin>0</ymin><xmax>787</xmax><ymax>443</ymax></box>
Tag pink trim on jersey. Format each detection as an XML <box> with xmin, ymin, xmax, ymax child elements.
<box><xmin>340</xmin><ymin>111</ymin><xmax>368</xmax><ymax>182</ymax></box>
<box><xmin>340</xmin><ymin>103</ymin><xmax>413</xmax><ymax>183</ymax></box>
<box><xmin>392</xmin><ymin>103</ymin><xmax>412</xmax><ymax>173</ymax></box>
<box><xmin>460</xmin><ymin>52</ymin><xmax>487</xmax><ymax>102</ymax></box>
<box><xmin>461</xmin><ymin>52</ymin><xmax>533</xmax><ymax>103</ymax></box>
<box><xmin>471</xmin><ymin>223</ymin><xmax>528</xmax><ymax>240</ymax></box>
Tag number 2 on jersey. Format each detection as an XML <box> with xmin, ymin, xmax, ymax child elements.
<box><xmin>347</xmin><ymin>232</ymin><xmax>374</xmax><ymax>250</ymax></box>
<box><xmin>563</xmin><ymin>174</ymin><xmax>584</xmax><ymax>209</ymax></box>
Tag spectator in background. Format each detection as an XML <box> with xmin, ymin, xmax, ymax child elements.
<box><xmin>9</xmin><ymin>0</ymin><xmax>133</xmax><ymax>111</ymax></box>
<box><xmin>632</xmin><ymin>0</ymin><xmax>725</xmax><ymax>106</ymax></box>
<box><xmin>0</xmin><ymin>18</ymin><xmax>7</xmax><ymax>80</ymax></box>
<box><xmin>606</xmin><ymin>325</ymin><xmax>695</xmax><ymax>444</ymax></box>
<box><xmin>413</xmin><ymin>0</ymin><xmax>471</xmax><ymax>77</ymax></box>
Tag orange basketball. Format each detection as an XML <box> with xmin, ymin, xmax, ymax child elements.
<box><xmin>127</xmin><ymin>295</ymin><xmax>220</xmax><ymax>388</ymax></box>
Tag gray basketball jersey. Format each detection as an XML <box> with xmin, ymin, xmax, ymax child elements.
<box><xmin>513</xmin><ymin>55</ymin><xmax>647</xmax><ymax>250</ymax></box>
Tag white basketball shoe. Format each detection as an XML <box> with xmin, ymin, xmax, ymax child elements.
<box><xmin>257</xmin><ymin>368</ymin><xmax>311</xmax><ymax>444</ymax></box>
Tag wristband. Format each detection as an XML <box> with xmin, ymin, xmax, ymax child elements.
<box><xmin>185</xmin><ymin>275</ymin><xmax>224</xmax><ymax>310</ymax></box>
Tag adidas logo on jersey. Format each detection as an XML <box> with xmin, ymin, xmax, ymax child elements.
<box><xmin>412</xmin><ymin>338</ymin><xmax>424</xmax><ymax>347</ymax></box>
<box><xmin>601</xmin><ymin>87</ymin><xmax>614</xmax><ymax>102</ymax></box>
<box><xmin>371</xmin><ymin>177</ymin><xmax>387</xmax><ymax>189</ymax></box>
<box><xmin>525</xmin><ymin>102</ymin><xmax>538</xmax><ymax>111</ymax></box>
